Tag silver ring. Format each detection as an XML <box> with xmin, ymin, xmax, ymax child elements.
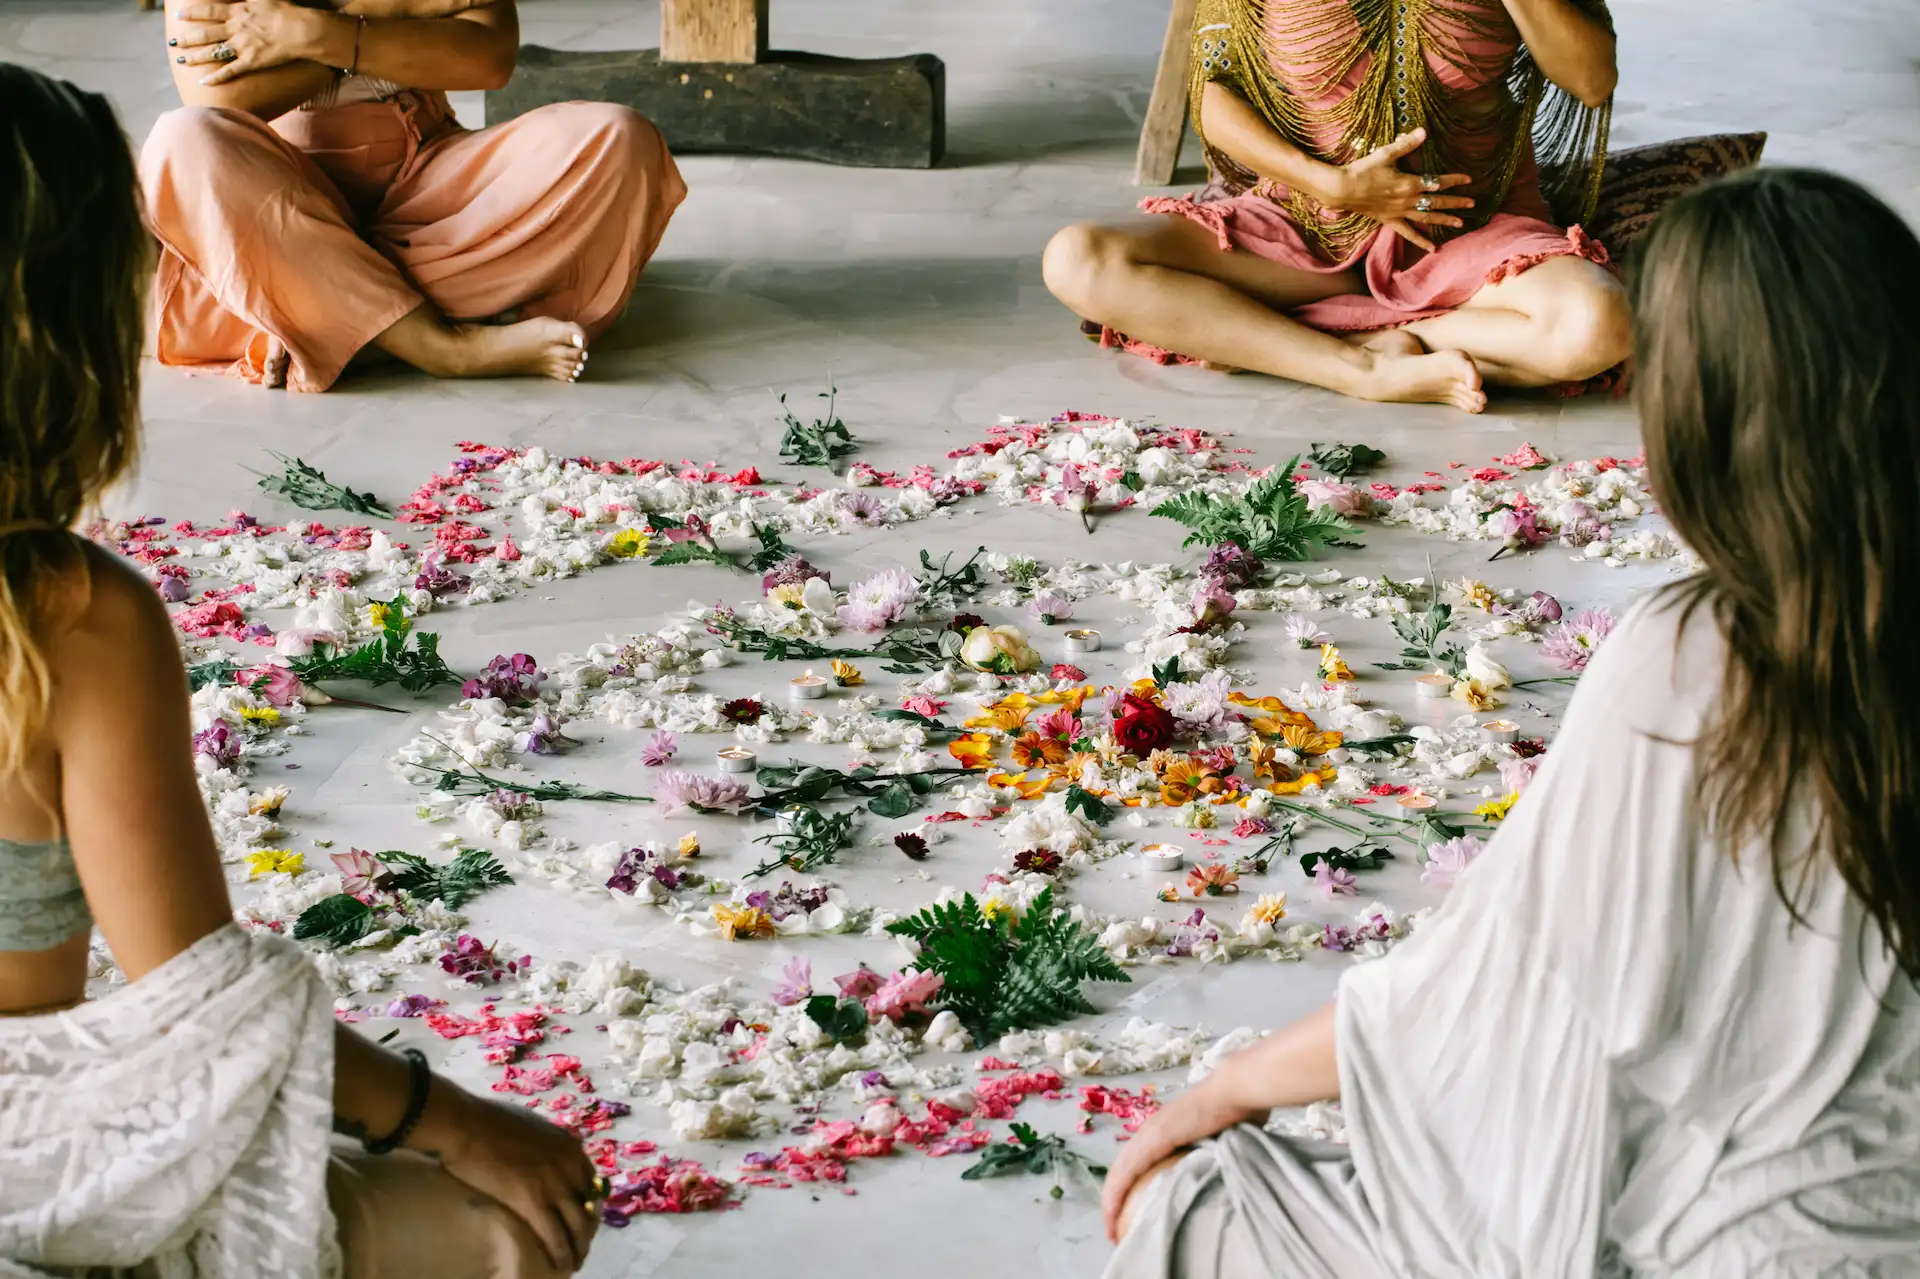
<box><xmin>1419</xmin><ymin>175</ymin><xmax>1441</xmax><ymax>193</ymax></box>
<box><xmin>1414</xmin><ymin>195</ymin><xmax>1433</xmax><ymax>213</ymax></box>
<box><xmin>213</xmin><ymin>44</ymin><xmax>238</xmax><ymax>62</ymax></box>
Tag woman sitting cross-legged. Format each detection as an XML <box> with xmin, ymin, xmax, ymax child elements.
<box><xmin>1101</xmin><ymin>168</ymin><xmax>1920</xmax><ymax>1275</ymax></box>
<box><xmin>0</xmin><ymin>65</ymin><xmax>602</xmax><ymax>1277</ymax></box>
<box><xmin>146</xmin><ymin>0</ymin><xmax>685</xmax><ymax>391</ymax></box>
<box><xmin>1044</xmin><ymin>0</ymin><xmax>1632</xmax><ymax>412</ymax></box>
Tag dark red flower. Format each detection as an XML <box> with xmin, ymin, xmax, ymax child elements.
<box><xmin>894</xmin><ymin>832</ymin><xmax>929</xmax><ymax>861</ymax></box>
<box><xmin>1013</xmin><ymin>848</ymin><xmax>1063</xmax><ymax>876</ymax></box>
<box><xmin>1050</xmin><ymin>663</ymin><xmax>1087</xmax><ymax>683</ymax></box>
<box><xmin>947</xmin><ymin>612</ymin><xmax>987</xmax><ymax>635</ymax></box>
<box><xmin>1511</xmin><ymin>738</ymin><xmax>1547</xmax><ymax>758</ymax></box>
<box><xmin>1112</xmin><ymin>693</ymin><xmax>1177</xmax><ymax>755</ymax></box>
<box><xmin>720</xmin><ymin>697</ymin><xmax>766</xmax><ymax>725</ymax></box>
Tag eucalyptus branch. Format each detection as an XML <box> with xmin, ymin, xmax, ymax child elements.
<box><xmin>410</xmin><ymin>739</ymin><xmax>651</xmax><ymax>803</ymax></box>
<box><xmin>252</xmin><ymin>452</ymin><xmax>393</xmax><ymax>518</ymax></box>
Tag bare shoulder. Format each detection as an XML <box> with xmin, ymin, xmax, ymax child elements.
<box><xmin>57</xmin><ymin>541</ymin><xmax>184</xmax><ymax>672</ymax></box>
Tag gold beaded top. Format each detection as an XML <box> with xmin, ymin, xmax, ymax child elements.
<box><xmin>1187</xmin><ymin>0</ymin><xmax>1612</xmax><ymax>261</ymax></box>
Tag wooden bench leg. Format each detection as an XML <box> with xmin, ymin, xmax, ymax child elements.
<box><xmin>1133</xmin><ymin>0</ymin><xmax>1200</xmax><ymax>185</ymax></box>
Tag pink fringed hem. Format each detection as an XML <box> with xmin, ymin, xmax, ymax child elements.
<box><xmin>1483</xmin><ymin>223</ymin><xmax>1613</xmax><ymax>287</ymax></box>
<box><xmin>1140</xmin><ymin>195</ymin><xmax>1234</xmax><ymax>253</ymax></box>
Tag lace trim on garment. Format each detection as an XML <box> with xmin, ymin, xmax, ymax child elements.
<box><xmin>0</xmin><ymin>838</ymin><xmax>91</xmax><ymax>951</ymax></box>
<box><xmin>0</xmin><ymin>924</ymin><xmax>341</xmax><ymax>1278</ymax></box>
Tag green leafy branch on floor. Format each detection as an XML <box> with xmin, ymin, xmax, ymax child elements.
<box><xmin>1375</xmin><ymin>593</ymin><xmax>1466</xmax><ymax>677</ymax></box>
<box><xmin>406</xmin><ymin>744</ymin><xmax>652</xmax><ymax>804</ymax></box>
<box><xmin>962</xmin><ymin>1123</ymin><xmax>1107</xmax><ymax>1196</ymax></box>
<box><xmin>648</xmin><ymin>517</ymin><xmax>796</xmax><ymax>573</ymax></box>
<box><xmin>707</xmin><ymin>613</ymin><xmax>962</xmax><ymax>674</ymax></box>
<box><xmin>292</xmin><ymin>848</ymin><xmax>514</xmax><ymax>948</ymax></box>
<box><xmin>1150</xmin><ymin>457</ymin><xmax>1355</xmax><ymax>560</ymax></box>
<box><xmin>1307</xmin><ymin>441</ymin><xmax>1386</xmax><ymax>479</ymax></box>
<box><xmin>776</xmin><ymin>380</ymin><xmax>859</xmax><ymax>468</ymax></box>
<box><xmin>747</xmin><ymin>806</ymin><xmax>858</xmax><ymax>879</ymax></box>
<box><xmin>289</xmin><ymin>598</ymin><xmax>460</xmax><ymax>693</ymax></box>
<box><xmin>885</xmin><ymin>885</ymin><xmax>1129</xmax><ymax>1042</ymax></box>
<box><xmin>915</xmin><ymin>546</ymin><xmax>989</xmax><ymax>610</ymax></box>
<box><xmin>253</xmin><ymin>452</ymin><xmax>393</xmax><ymax>518</ymax></box>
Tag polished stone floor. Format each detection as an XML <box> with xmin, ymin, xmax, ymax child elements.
<box><xmin>3</xmin><ymin>0</ymin><xmax>1917</xmax><ymax>1274</ymax></box>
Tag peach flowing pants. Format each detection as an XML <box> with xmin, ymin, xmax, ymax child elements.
<box><xmin>140</xmin><ymin>90</ymin><xmax>686</xmax><ymax>392</ymax></box>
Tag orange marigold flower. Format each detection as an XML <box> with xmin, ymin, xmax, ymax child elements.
<box><xmin>1269</xmin><ymin>768</ymin><xmax>1335</xmax><ymax>795</ymax></box>
<box><xmin>1010</xmin><ymin>731</ymin><xmax>1067</xmax><ymax>769</ymax></box>
<box><xmin>964</xmin><ymin>703</ymin><xmax>1033</xmax><ymax>733</ymax></box>
<box><xmin>1160</xmin><ymin>758</ymin><xmax>1224</xmax><ymax>806</ymax></box>
<box><xmin>1319</xmin><ymin>643</ymin><xmax>1356</xmax><ymax>682</ymax></box>
<box><xmin>1186</xmin><ymin>864</ymin><xmax>1240</xmax><ymax>897</ymax></box>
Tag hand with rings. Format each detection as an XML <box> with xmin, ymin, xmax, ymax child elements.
<box><xmin>1317</xmin><ymin>127</ymin><xmax>1476</xmax><ymax>254</ymax></box>
<box><xmin>169</xmin><ymin>0</ymin><xmax>327</xmax><ymax>86</ymax></box>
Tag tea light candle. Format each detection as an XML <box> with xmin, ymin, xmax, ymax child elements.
<box><xmin>1415</xmin><ymin>673</ymin><xmax>1454</xmax><ymax>699</ymax></box>
<box><xmin>776</xmin><ymin>805</ymin><xmax>809</xmax><ymax>834</ymax></box>
<box><xmin>1064</xmin><ymin>628</ymin><xmax>1102</xmax><ymax>655</ymax></box>
<box><xmin>716</xmin><ymin>746</ymin><xmax>758</xmax><ymax>773</ymax></box>
<box><xmin>789</xmin><ymin>670</ymin><xmax>829</xmax><ymax>700</ymax></box>
<box><xmin>1479</xmin><ymin>719</ymin><xmax>1520</xmax><ymax>745</ymax></box>
<box><xmin>1397</xmin><ymin>791</ymin><xmax>1437</xmax><ymax>812</ymax></box>
<box><xmin>1139</xmin><ymin>843</ymin><xmax>1185</xmax><ymax>872</ymax></box>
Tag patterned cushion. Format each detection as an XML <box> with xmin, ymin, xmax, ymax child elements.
<box><xmin>1586</xmin><ymin>131</ymin><xmax>1769</xmax><ymax>254</ymax></box>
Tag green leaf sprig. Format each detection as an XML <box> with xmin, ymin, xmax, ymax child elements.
<box><xmin>292</xmin><ymin>848</ymin><xmax>514</xmax><ymax>948</ymax></box>
<box><xmin>748</xmin><ymin>806</ymin><xmax>858</xmax><ymax>878</ymax></box>
<box><xmin>885</xmin><ymin>885</ymin><xmax>1128</xmax><ymax>1042</ymax></box>
<box><xmin>1307</xmin><ymin>441</ymin><xmax>1387</xmax><ymax>479</ymax></box>
<box><xmin>962</xmin><ymin>1122</ymin><xmax>1107</xmax><ymax>1196</ymax></box>
<box><xmin>915</xmin><ymin>547</ymin><xmax>989</xmax><ymax>610</ymax></box>
<box><xmin>253</xmin><ymin>452</ymin><xmax>394</xmax><ymax>518</ymax></box>
<box><xmin>804</xmin><ymin>993</ymin><xmax>870</xmax><ymax>1044</ymax></box>
<box><xmin>776</xmin><ymin>381</ymin><xmax>858</xmax><ymax>468</ymax></box>
<box><xmin>1149</xmin><ymin>457</ymin><xmax>1354</xmax><ymax>561</ymax></box>
<box><xmin>1374</xmin><ymin>595</ymin><xmax>1465</xmax><ymax>676</ymax></box>
<box><xmin>289</xmin><ymin>598</ymin><xmax>460</xmax><ymax>693</ymax></box>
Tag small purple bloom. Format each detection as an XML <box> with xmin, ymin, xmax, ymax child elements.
<box><xmin>462</xmin><ymin>652</ymin><xmax>545</xmax><ymax>706</ymax></box>
<box><xmin>772</xmin><ymin>956</ymin><xmax>812</xmax><ymax>1006</ymax></box>
<box><xmin>438</xmin><ymin>934</ymin><xmax>525</xmax><ymax>985</ymax></box>
<box><xmin>1541</xmin><ymin>607</ymin><xmax>1617</xmax><ymax>671</ymax></box>
<box><xmin>640</xmin><ymin>730</ymin><xmax>678</xmax><ymax>767</ymax></box>
<box><xmin>1314</xmin><ymin>862</ymin><xmax>1358</xmax><ymax>900</ymax></box>
<box><xmin>155</xmin><ymin>575</ymin><xmax>192</xmax><ymax>603</ymax></box>
<box><xmin>520</xmin><ymin>710</ymin><xmax>575</xmax><ymax>755</ymax></box>
<box><xmin>761</xmin><ymin>554</ymin><xmax>829</xmax><ymax>595</ymax></box>
<box><xmin>651</xmin><ymin>769</ymin><xmax>752</xmax><ymax>815</ymax></box>
<box><xmin>384</xmin><ymin>993</ymin><xmax>443</xmax><ymax>1018</ymax></box>
<box><xmin>1199</xmin><ymin>542</ymin><xmax>1263</xmax><ymax>591</ymax></box>
<box><xmin>192</xmin><ymin>721</ymin><xmax>241</xmax><ymax>769</ymax></box>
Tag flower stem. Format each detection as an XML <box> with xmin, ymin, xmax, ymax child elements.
<box><xmin>1511</xmin><ymin>676</ymin><xmax>1579</xmax><ymax>689</ymax></box>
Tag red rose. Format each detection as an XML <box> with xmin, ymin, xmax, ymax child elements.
<box><xmin>1113</xmin><ymin>693</ymin><xmax>1176</xmax><ymax>755</ymax></box>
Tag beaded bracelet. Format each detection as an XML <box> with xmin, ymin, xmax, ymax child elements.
<box><xmin>363</xmin><ymin>1047</ymin><xmax>431</xmax><ymax>1156</ymax></box>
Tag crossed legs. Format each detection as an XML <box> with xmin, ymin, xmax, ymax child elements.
<box><xmin>1042</xmin><ymin>214</ymin><xmax>1631</xmax><ymax>412</ymax></box>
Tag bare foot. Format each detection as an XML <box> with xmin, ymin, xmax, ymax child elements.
<box><xmin>1197</xmin><ymin>358</ymin><xmax>1243</xmax><ymax>373</ymax></box>
<box><xmin>263</xmin><ymin>336</ymin><xmax>290</xmax><ymax>390</ymax></box>
<box><xmin>1362</xmin><ymin>349</ymin><xmax>1486</xmax><ymax>413</ymax></box>
<box><xmin>444</xmin><ymin>317</ymin><xmax>588</xmax><ymax>382</ymax></box>
<box><xmin>1341</xmin><ymin>328</ymin><xmax>1425</xmax><ymax>359</ymax></box>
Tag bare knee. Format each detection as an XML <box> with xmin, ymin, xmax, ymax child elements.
<box><xmin>1539</xmin><ymin>277</ymin><xmax>1633</xmax><ymax>381</ymax></box>
<box><xmin>1042</xmin><ymin>221</ymin><xmax>1134</xmax><ymax>318</ymax></box>
<box><xmin>141</xmin><ymin>104</ymin><xmax>255</xmax><ymax>170</ymax></box>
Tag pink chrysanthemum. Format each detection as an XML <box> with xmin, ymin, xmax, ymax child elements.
<box><xmin>836</xmin><ymin>567</ymin><xmax>918</xmax><ymax>632</ymax></box>
<box><xmin>652</xmin><ymin>769</ymin><xmax>752</xmax><ymax>816</ymax></box>
<box><xmin>1420</xmin><ymin>835</ymin><xmax>1485</xmax><ymax>889</ymax></box>
<box><xmin>640</xmin><ymin>730</ymin><xmax>678</xmax><ymax>767</ymax></box>
<box><xmin>1542</xmin><ymin>607</ymin><xmax>1617</xmax><ymax>671</ymax></box>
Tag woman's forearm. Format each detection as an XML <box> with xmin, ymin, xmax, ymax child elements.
<box><xmin>332</xmin><ymin>1023</ymin><xmax>469</xmax><ymax>1153</ymax></box>
<box><xmin>1199</xmin><ymin>81</ymin><xmax>1345</xmax><ymax>206</ymax></box>
<box><xmin>1503</xmin><ymin>0</ymin><xmax>1617</xmax><ymax>106</ymax></box>
<box><xmin>1209</xmin><ymin>1003</ymin><xmax>1341</xmax><ymax>1116</ymax></box>
<box><xmin>332</xmin><ymin>0</ymin><xmax>482</xmax><ymax>16</ymax></box>
<box><xmin>299</xmin><ymin>5</ymin><xmax>517</xmax><ymax>91</ymax></box>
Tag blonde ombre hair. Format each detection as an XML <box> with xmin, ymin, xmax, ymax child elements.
<box><xmin>0</xmin><ymin>64</ymin><xmax>149</xmax><ymax>794</ymax></box>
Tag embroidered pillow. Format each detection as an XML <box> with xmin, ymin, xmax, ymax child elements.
<box><xmin>1585</xmin><ymin>131</ymin><xmax>1769</xmax><ymax>254</ymax></box>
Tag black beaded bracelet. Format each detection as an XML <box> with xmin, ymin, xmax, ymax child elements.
<box><xmin>363</xmin><ymin>1047</ymin><xmax>431</xmax><ymax>1156</ymax></box>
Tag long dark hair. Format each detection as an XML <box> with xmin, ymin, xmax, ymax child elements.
<box><xmin>0</xmin><ymin>63</ymin><xmax>147</xmax><ymax>789</ymax></box>
<box><xmin>1632</xmin><ymin>166</ymin><xmax>1920</xmax><ymax>980</ymax></box>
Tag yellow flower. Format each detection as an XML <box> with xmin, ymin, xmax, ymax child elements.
<box><xmin>1159</xmin><ymin>758</ymin><xmax>1223</xmax><ymax>806</ymax></box>
<box><xmin>1247</xmin><ymin>893</ymin><xmax>1289</xmax><ymax>926</ymax></box>
<box><xmin>948</xmin><ymin>733</ymin><xmax>996</xmax><ymax>770</ymax></box>
<box><xmin>712</xmin><ymin>904</ymin><xmax>776</xmax><ymax>941</ymax></box>
<box><xmin>1248</xmin><ymin>737</ymin><xmax>1291</xmax><ymax>783</ymax></box>
<box><xmin>963</xmin><ymin>702</ymin><xmax>1033</xmax><ymax>733</ymax></box>
<box><xmin>1155</xmin><ymin>883</ymin><xmax>1182</xmax><ymax>903</ymax></box>
<box><xmin>1281</xmin><ymin>724</ymin><xmax>1343</xmax><ymax>756</ymax></box>
<box><xmin>606</xmin><ymin>528</ymin><xmax>650</xmax><ymax>560</ymax></box>
<box><xmin>676</xmin><ymin>833</ymin><xmax>701</xmax><ymax>859</ymax></box>
<box><xmin>768</xmin><ymin>582</ymin><xmax>806</xmax><ymax>608</ymax></box>
<box><xmin>830</xmin><ymin>659</ymin><xmax>864</xmax><ymax>687</ymax></box>
<box><xmin>1269</xmin><ymin>768</ymin><xmax>1336</xmax><ymax>795</ymax></box>
<box><xmin>980</xmin><ymin>899</ymin><xmax>1013</xmax><ymax>925</ymax></box>
<box><xmin>1451</xmin><ymin>678</ymin><xmax>1501</xmax><ymax>711</ymax></box>
<box><xmin>367</xmin><ymin>602</ymin><xmax>391</xmax><ymax>631</ymax></box>
<box><xmin>1455</xmin><ymin>578</ymin><xmax>1499</xmax><ymax>612</ymax></box>
<box><xmin>245</xmin><ymin>849</ymin><xmax>304</xmax><ymax>878</ymax></box>
<box><xmin>239</xmin><ymin>705</ymin><xmax>280</xmax><ymax>727</ymax></box>
<box><xmin>1010</xmin><ymin>731</ymin><xmax>1067</xmax><ymax>769</ymax></box>
<box><xmin>1319</xmin><ymin>643</ymin><xmax>1355</xmax><ymax>682</ymax></box>
<box><xmin>1034</xmin><ymin>685</ymin><xmax>1097</xmax><ymax>713</ymax></box>
<box><xmin>1475</xmin><ymin>792</ymin><xmax>1520</xmax><ymax>823</ymax></box>
<box><xmin>988</xmin><ymin>771</ymin><xmax>1056</xmax><ymax>801</ymax></box>
<box><xmin>248</xmin><ymin>786</ymin><xmax>289</xmax><ymax>817</ymax></box>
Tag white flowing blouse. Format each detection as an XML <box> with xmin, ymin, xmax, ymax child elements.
<box><xmin>1337</xmin><ymin>593</ymin><xmax>1920</xmax><ymax>1276</ymax></box>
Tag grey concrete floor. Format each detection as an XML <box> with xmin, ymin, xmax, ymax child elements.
<box><xmin>3</xmin><ymin>1</ymin><xmax>1917</xmax><ymax>1275</ymax></box>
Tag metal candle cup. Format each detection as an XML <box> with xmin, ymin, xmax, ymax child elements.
<box><xmin>1415</xmin><ymin>673</ymin><xmax>1454</xmax><ymax>699</ymax></box>
<box><xmin>716</xmin><ymin>747</ymin><xmax>758</xmax><ymax>773</ymax></box>
<box><xmin>1064</xmin><ymin>628</ymin><xmax>1102</xmax><ymax>655</ymax></box>
<box><xmin>789</xmin><ymin>669</ymin><xmax>829</xmax><ymax>701</ymax></box>
<box><xmin>1139</xmin><ymin>843</ymin><xmax>1185</xmax><ymax>872</ymax></box>
<box><xmin>1479</xmin><ymin>719</ymin><xmax>1520</xmax><ymax>745</ymax></box>
<box><xmin>1397</xmin><ymin>792</ymin><xmax>1437</xmax><ymax>812</ymax></box>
